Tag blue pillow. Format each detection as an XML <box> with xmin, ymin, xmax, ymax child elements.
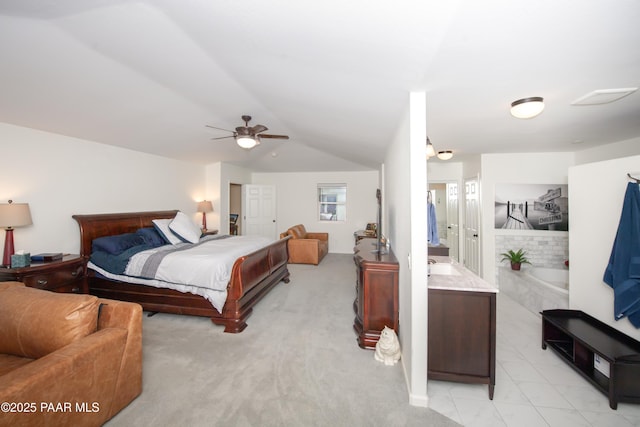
<box><xmin>136</xmin><ymin>227</ymin><xmax>166</xmax><ymax>247</ymax></box>
<box><xmin>92</xmin><ymin>233</ymin><xmax>144</xmax><ymax>255</ymax></box>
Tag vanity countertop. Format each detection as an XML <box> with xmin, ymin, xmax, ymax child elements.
<box><xmin>428</xmin><ymin>256</ymin><xmax>498</xmax><ymax>293</ymax></box>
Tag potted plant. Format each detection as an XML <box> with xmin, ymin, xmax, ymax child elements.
<box><xmin>500</xmin><ymin>248</ymin><xmax>531</xmax><ymax>271</ymax></box>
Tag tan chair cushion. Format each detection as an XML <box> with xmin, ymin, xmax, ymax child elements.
<box><xmin>0</xmin><ymin>286</ymin><xmax>100</xmax><ymax>359</ymax></box>
<box><xmin>287</xmin><ymin>224</ymin><xmax>307</xmax><ymax>239</ymax></box>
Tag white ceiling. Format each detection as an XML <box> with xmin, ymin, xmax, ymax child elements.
<box><xmin>1</xmin><ymin>0</ymin><xmax>639</xmax><ymax>172</ymax></box>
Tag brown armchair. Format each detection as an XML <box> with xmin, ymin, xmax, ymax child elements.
<box><xmin>280</xmin><ymin>224</ymin><xmax>329</xmax><ymax>265</ymax></box>
<box><xmin>0</xmin><ymin>282</ymin><xmax>142</xmax><ymax>427</ymax></box>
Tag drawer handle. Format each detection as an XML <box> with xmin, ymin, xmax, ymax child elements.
<box><xmin>72</xmin><ymin>287</ymin><xmax>80</xmax><ymax>293</ymax></box>
<box><xmin>37</xmin><ymin>279</ymin><xmax>48</xmax><ymax>285</ymax></box>
<box><xmin>71</xmin><ymin>271</ymin><xmax>78</xmax><ymax>277</ymax></box>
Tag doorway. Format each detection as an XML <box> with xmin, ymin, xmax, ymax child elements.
<box><xmin>428</xmin><ymin>181</ymin><xmax>460</xmax><ymax>262</ymax></box>
<box><xmin>242</xmin><ymin>184</ymin><xmax>277</xmax><ymax>239</ymax></box>
<box><xmin>230</xmin><ymin>183</ymin><xmax>242</xmax><ymax>235</ymax></box>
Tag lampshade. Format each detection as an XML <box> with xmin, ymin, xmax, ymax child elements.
<box><xmin>426</xmin><ymin>138</ymin><xmax>436</xmax><ymax>158</ymax></box>
<box><xmin>437</xmin><ymin>150</ymin><xmax>453</xmax><ymax>160</ymax></box>
<box><xmin>197</xmin><ymin>200</ymin><xmax>213</xmax><ymax>213</ymax></box>
<box><xmin>237</xmin><ymin>136</ymin><xmax>257</xmax><ymax>149</ymax></box>
<box><xmin>510</xmin><ymin>97</ymin><xmax>545</xmax><ymax>119</ymax></box>
<box><xmin>0</xmin><ymin>200</ymin><xmax>32</xmax><ymax>228</ymax></box>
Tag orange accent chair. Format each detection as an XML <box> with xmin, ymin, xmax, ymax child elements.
<box><xmin>279</xmin><ymin>224</ymin><xmax>329</xmax><ymax>265</ymax></box>
<box><xmin>0</xmin><ymin>282</ymin><xmax>142</xmax><ymax>426</ymax></box>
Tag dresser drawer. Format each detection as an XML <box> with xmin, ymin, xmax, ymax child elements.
<box><xmin>22</xmin><ymin>263</ymin><xmax>84</xmax><ymax>291</ymax></box>
<box><xmin>49</xmin><ymin>281</ymin><xmax>86</xmax><ymax>294</ymax></box>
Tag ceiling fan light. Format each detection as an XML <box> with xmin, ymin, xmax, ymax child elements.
<box><xmin>437</xmin><ymin>150</ymin><xmax>453</xmax><ymax>160</ymax></box>
<box><xmin>236</xmin><ymin>136</ymin><xmax>257</xmax><ymax>149</ymax></box>
<box><xmin>510</xmin><ymin>97</ymin><xmax>544</xmax><ymax>119</ymax></box>
<box><xmin>426</xmin><ymin>138</ymin><xmax>436</xmax><ymax>158</ymax></box>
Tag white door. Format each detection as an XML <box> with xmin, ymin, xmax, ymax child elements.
<box><xmin>446</xmin><ymin>182</ymin><xmax>460</xmax><ymax>262</ymax></box>
<box><xmin>242</xmin><ymin>184</ymin><xmax>277</xmax><ymax>239</ymax></box>
<box><xmin>463</xmin><ymin>178</ymin><xmax>480</xmax><ymax>275</ymax></box>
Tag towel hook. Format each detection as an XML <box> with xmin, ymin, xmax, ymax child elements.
<box><xmin>628</xmin><ymin>173</ymin><xmax>640</xmax><ymax>183</ymax></box>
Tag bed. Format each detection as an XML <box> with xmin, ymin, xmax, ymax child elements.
<box><xmin>73</xmin><ymin>210</ymin><xmax>290</xmax><ymax>333</ymax></box>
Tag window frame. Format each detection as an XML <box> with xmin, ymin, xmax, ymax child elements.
<box><xmin>317</xmin><ymin>183</ymin><xmax>347</xmax><ymax>222</ymax></box>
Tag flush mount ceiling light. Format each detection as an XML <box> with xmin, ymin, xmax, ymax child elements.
<box><xmin>426</xmin><ymin>138</ymin><xmax>436</xmax><ymax>158</ymax></box>
<box><xmin>437</xmin><ymin>150</ymin><xmax>453</xmax><ymax>160</ymax></box>
<box><xmin>510</xmin><ymin>97</ymin><xmax>545</xmax><ymax>119</ymax></box>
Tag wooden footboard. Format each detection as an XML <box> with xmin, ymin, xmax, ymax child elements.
<box><xmin>73</xmin><ymin>211</ymin><xmax>290</xmax><ymax>333</ymax></box>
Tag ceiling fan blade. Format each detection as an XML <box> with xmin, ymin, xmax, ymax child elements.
<box><xmin>252</xmin><ymin>124</ymin><xmax>268</xmax><ymax>134</ymax></box>
<box><xmin>259</xmin><ymin>134</ymin><xmax>289</xmax><ymax>139</ymax></box>
<box><xmin>205</xmin><ymin>124</ymin><xmax>233</xmax><ymax>133</ymax></box>
<box><xmin>211</xmin><ymin>135</ymin><xmax>235</xmax><ymax>140</ymax></box>
<box><xmin>235</xmin><ymin>126</ymin><xmax>250</xmax><ymax>136</ymax></box>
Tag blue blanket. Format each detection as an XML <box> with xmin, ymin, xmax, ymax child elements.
<box><xmin>90</xmin><ymin>244</ymin><xmax>154</xmax><ymax>275</ymax></box>
<box><xmin>89</xmin><ymin>234</ymin><xmax>231</xmax><ymax>276</ymax></box>
<box><xmin>603</xmin><ymin>182</ymin><xmax>640</xmax><ymax>327</ymax></box>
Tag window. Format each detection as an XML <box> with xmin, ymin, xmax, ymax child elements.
<box><xmin>318</xmin><ymin>184</ymin><xmax>346</xmax><ymax>221</ymax></box>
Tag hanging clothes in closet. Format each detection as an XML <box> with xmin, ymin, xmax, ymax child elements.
<box><xmin>427</xmin><ymin>191</ymin><xmax>440</xmax><ymax>246</ymax></box>
<box><xmin>603</xmin><ymin>180</ymin><xmax>640</xmax><ymax>327</ymax></box>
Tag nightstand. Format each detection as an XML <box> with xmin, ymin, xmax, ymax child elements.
<box><xmin>0</xmin><ymin>254</ymin><xmax>87</xmax><ymax>294</ymax></box>
<box><xmin>201</xmin><ymin>229</ymin><xmax>219</xmax><ymax>236</ymax></box>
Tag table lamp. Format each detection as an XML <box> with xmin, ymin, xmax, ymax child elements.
<box><xmin>197</xmin><ymin>200</ymin><xmax>214</xmax><ymax>231</ymax></box>
<box><xmin>0</xmin><ymin>200</ymin><xmax>33</xmax><ymax>267</ymax></box>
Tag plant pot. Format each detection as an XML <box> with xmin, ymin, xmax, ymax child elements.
<box><xmin>511</xmin><ymin>262</ymin><xmax>521</xmax><ymax>271</ymax></box>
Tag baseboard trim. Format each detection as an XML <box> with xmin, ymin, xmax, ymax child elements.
<box><xmin>409</xmin><ymin>393</ymin><xmax>429</xmax><ymax>408</ymax></box>
<box><xmin>400</xmin><ymin>357</ymin><xmax>429</xmax><ymax>408</ymax></box>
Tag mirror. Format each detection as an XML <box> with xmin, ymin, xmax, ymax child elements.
<box><xmin>428</xmin><ymin>181</ymin><xmax>460</xmax><ymax>261</ymax></box>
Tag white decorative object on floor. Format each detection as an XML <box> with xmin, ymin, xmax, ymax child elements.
<box><xmin>374</xmin><ymin>326</ymin><xmax>401</xmax><ymax>366</ymax></box>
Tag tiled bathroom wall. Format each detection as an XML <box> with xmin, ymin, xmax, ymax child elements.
<box><xmin>495</xmin><ymin>233</ymin><xmax>568</xmax><ymax>281</ymax></box>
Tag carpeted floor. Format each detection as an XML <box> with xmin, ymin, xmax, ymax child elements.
<box><xmin>107</xmin><ymin>254</ymin><xmax>460</xmax><ymax>427</ymax></box>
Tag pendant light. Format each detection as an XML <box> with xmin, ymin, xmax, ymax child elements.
<box><xmin>426</xmin><ymin>138</ymin><xmax>436</xmax><ymax>158</ymax></box>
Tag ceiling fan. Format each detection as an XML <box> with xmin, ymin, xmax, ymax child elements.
<box><xmin>206</xmin><ymin>115</ymin><xmax>289</xmax><ymax>149</ymax></box>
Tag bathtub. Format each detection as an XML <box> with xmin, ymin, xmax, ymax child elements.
<box><xmin>525</xmin><ymin>267</ymin><xmax>569</xmax><ymax>293</ymax></box>
<box><xmin>498</xmin><ymin>266</ymin><xmax>569</xmax><ymax>316</ymax></box>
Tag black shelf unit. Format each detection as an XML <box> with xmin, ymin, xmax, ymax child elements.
<box><xmin>541</xmin><ymin>309</ymin><xmax>640</xmax><ymax>409</ymax></box>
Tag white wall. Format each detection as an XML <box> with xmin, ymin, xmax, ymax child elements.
<box><xmin>480</xmin><ymin>153</ymin><xmax>575</xmax><ymax>283</ymax></box>
<box><xmin>569</xmin><ymin>155</ymin><xmax>640</xmax><ymax>340</ymax></box>
<box><xmin>0</xmin><ymin>123</ymin><xmax>205</xmax><ymax>255</ymax></box>
<box><xmin>385</xmin><ymin>92</ymin><xmax>428</xmax><ymax>406</ymax></box>
<box><xmin>252</xmin><ymin>170</ymin><xmax>379</xmax><ymax>253</ymax></box>
<box><xmin>204</xmin><ymin>162</ymin><xmax>222</xmax><ymax>231</ymax></box>
<box><xmin>427</xmin><ymin>160</ymin><xmax>463</xmax><ymax>182</ymax></box>
<box><xmin>574</xmin><ymin>137</ymin><xmax>640</xmax><ymax>165</ymax></box>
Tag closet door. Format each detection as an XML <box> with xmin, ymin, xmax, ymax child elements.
<box><xmin>464</xmin><ymin>178</ymin><xmax>480</xmax><ymax>275</ymax></box>
<box><xmin>446</xmin><ymin>182</ymin><xmax>460</xmax><ymax>262</ymax></box>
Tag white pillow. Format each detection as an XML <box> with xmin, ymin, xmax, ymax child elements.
<box><xmin>169</xmin><ymin>211</ymin><xmax>202</xmax><ymax>244</ymax></box>
<box><xmin>152</xmin><ymin>218</ymin><xmax>182</xmax><ymax>245</ymax></box>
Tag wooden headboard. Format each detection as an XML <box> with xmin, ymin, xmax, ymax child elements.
<box><xmin>72</xmin><ymin>210</ymin><xmax>179</xmax><ymax>258</ymax></box>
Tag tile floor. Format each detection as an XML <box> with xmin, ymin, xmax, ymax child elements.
<box><xmin>427</xmin><ymin>292</ymin><xmax>640</xmax><ymax>426</ymax></box>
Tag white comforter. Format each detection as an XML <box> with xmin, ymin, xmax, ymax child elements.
<box><xmin>89</xmin><ymin>235</ymin><xmax>273</xmax><ymax>313</ymax></box>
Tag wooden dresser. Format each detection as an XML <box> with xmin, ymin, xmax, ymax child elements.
<box><xmin>353</xmin><ymin>238</ymin><xmax>399</xmax><ymax>349</ymax></box>
<box><xmin>0</xmin><ymin>254</ymin><xmax>87</xmax><ymax>293</ymax></box>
